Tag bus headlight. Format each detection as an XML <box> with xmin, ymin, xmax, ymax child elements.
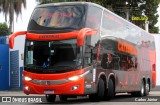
<box><xmin>68</xmin><ymin>76</ymin><xmax>79</xmax><ymax>81</ymax></box>
<box><xmin>68</xmin><ymin>70</ymin><xmax>90</xmax><ymax>81</ymax></box>
<box><xmin>24</xmin><ymin>76</ymin><xmax>32</xmax><ymax>81</ymax></box>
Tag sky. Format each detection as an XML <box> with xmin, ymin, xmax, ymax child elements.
<box><xmin>157</xmin><ymin>5</ymin><xmax>160</xmax><ymax>30</ymax></box>
<box><xmin>0</xmin><ymin>0</ymin><xmax>37</xmax><ymax>32</ymax></box>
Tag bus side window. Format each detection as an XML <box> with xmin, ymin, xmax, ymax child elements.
<box><xmin>101</xmin><ymin>53</ymin><xmax>109</xmax><ymax>69</ymax></box>
<box><xmin>120</xmin><ymin>55</ymin><xmax>128</xmax><ymax>71</ymax></box>
<box><xmin>112</xmin><ymin>56</ymin><xmax>120</xmax><ymax>70</ymax></box>
<box><xmin>84</xmin><ymin>44</ymin><xmax>92</xmax><ymax>66</ymax></box>
<box><xmin>86</xmin><ymin>5</ymin><xmax>102</xmax><ymax>30</ymax></box>
<box><xmin>106</xmin><ymin>54</ymin><xmax>113</xmax><ymax>69</ymax></box>
<box><xmin>101</xmin><ymin>53</ymin><xmax>119</xmax><ymax>70</ymax></box>
<box><xmin>119</xmin><ymin>54</ymin><xmax>137</xmax><ymax>71</ymax></box>
<box><xmin>132</xmin><ymin>56</ymin><xmax>138</xmax><ymax>69</ymax></box>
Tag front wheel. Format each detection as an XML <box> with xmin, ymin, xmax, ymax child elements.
<box><xmin>46</xmin><ymin>94</ymin><xmax>56</xmax><ymax>102</ymax></box>
<box><xmin>59</xmin><ymin>95</ymin><xmax>68</xmax><ymax>101</ymax></box>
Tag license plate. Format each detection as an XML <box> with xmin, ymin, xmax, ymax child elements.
<box><xmin>44</xmin><ymin>90</ymin><xmax>54</xmax><ymax>94</ymax></box>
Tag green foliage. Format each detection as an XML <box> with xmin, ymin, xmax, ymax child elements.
<box><xmin>0</xmin><ymin>0</ymin><xmax>26</xmax><ymax>33</ymax></box>
<box><xmin>144</xmin><ymin>0</ymin><xmax>159</xmax><ymax>33</ymax></box>
<box><xmin>0</xmin><ymin>22</ymin><xmax>9</xmax><ymax>36</ymax></box>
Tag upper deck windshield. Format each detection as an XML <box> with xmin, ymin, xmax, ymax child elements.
<box><xmin>27</xmin><ymin>5</ymin><xmax>86</xmax><ymax>33</ymax></box>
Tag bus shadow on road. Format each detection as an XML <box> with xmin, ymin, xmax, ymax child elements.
<box><xmin>33</xmin><ymin>94</ymin><xmax>141</xmax><ymax>104</ymax></box>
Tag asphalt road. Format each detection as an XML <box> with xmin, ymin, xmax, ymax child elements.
<box><xmin>0</xmin><ymin>91</ymin><xmax>160</xmax><ymax>104</ymax></box>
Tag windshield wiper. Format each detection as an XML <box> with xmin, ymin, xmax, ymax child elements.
<box><xmin>53</xmin><ymin>65</ymin><xmax>77</xmax><ymax>69</ymax></box>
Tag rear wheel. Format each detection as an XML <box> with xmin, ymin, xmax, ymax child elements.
<box><xmin>59</xmin><ymin>95</ymin><xmax>68</xmax><ymax>101</ymax></box>
<box><xmin>89</xmin><ymin>78</ymin><xmax>105</xmax><ymax>102</ymax></box>
<box><xmin>104</xmin><ymin>79</ymin><xmax>114</xmax><ymax>100</ymax></box>
<box><xmin>144</xmin><ymin>81</ymin><xmax>149</xmax><ymax>96</ymax></box>
<box><xmin>137</xmin><ymin>81</ymin><xmax>145</xmax><ymax>97</ymax></box>
<box><xmin>46</xmin><ymin>94</ymin><xmax>56</xmax><ymax>102</ymax></box>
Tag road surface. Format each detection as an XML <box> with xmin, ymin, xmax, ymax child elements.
<box><xmin>0</xmin><ymin>91</ymin><xmax>159</xmax><ymax>104</ymax></box>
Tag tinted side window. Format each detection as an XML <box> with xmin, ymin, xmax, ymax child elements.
<box><xmin>100</xmin><ymin>38</ymin><xmax>120</xmax><ymax>70</ymax></box>
<box><xmin>86</xmin><ymin>5</ymin><xmax>102</xmax><ymax>30</ymax></box>
<box><xmin>101</xmin><ymin>53</ymin><xmax>120</xmax><ymax>70</ymax></box>
<box><xmin>101</xmin><ymin>10</ymin><xmax>125</xmax><ymax>38</ymax></box>
<box><xmin>118</xmin><ymin>54</ymin><xmax>137</xmax><ymax>71</ymax></box>
<box><xmin>85</xmin><ymin>5</ymin><xmax>102</xmax><ymax>47</ymax></box>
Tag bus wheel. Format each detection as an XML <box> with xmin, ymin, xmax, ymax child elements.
<box><xmin>137</xmin><ymin>81</ymin><xmax>145</xmax><ymax>97</ymax></box>
<box><xmin>59</xmin><ymin>95</ymin><xmax>68</xmax><ymax>101</ymax></box>
<box><xmin>89</xmin><ymin>78</ymin><xmax>105</xmax><ymax>102</ymax></box>
<box><xmin>104</xmin><ymin>79</ymin><xmax>114</xmax><ymax>100</ymax></box>
<box><xmin>46</xmin><ymin>94</ymin><xmax>56</xmax><ymax>102</ymax></box>
<box><xmin>144</xmin><ymin>81</ymin><xmax>149</xmax><ymax>96</ymax></box>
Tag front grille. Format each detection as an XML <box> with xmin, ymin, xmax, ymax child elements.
<box><xmin>30</xmin><ymin>79</ymin><xmax>69</xmax><ymax>86</ymax></box>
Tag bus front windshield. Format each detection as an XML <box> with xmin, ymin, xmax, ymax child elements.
<box><xmin>27</xmin><ymin>5</ymin><xmax>85</xmax><ymax>33</ymax></box>
<box><xmin>24</xmin><ymin>39</ymin><xmax>82</xmax><ymax>73</ymax></box>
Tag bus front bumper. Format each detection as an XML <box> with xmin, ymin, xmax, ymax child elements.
<box><xmin>23</xmin><ymin>78</ymin><xmax>85</xmax><ymax>95</ymax></box>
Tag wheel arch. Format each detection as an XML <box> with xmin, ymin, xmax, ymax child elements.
<box><xmin>97</xmin><ymin>72</ymin><xmax>107</xmax><ymax>86</ymax></box>
<box><xmin>107</xmin><ymin>73</ymin><xmax>115</xmax><ymax>90</ymax></box>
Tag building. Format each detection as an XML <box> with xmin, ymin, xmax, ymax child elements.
<box><xmin>154</xmin><ymin>34</ymin><xmax>160</xmax><ymax>86</ymax></box>
<box><xmin>9</xmin><ymin>35</ymin><xmax>25</xmax><ymax>90</ymax></box>
<box><xmin>0</xmin><ymin>36</ymin><xmax>9</xmax><ymax>90</ymax></box>
<box><xmin>0</xmin><ymin>36</ymin><xmax>25</xmax><ymax>90</ymax></box>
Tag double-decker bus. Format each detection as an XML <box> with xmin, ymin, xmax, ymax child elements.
<box><xmin>9</xmin><ymin>2</ymin><xmax>156</xmax><ymax>102</ymax></box>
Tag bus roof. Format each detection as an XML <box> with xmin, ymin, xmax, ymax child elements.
<box><xmin>36</xmin><ymin>2</ymin><xmax>88</xmax><ymax>8</ymax></box>
<box><xmin>36</xmin><ymin>2</ymin><xmax>151</xmax><ymax>36</ymax></box>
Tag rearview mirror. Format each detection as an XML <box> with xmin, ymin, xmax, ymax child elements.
<box><xmin>77</xmin><ymin>28</ymin><xmax>97</xmax><ymax>46</ymax></box>
<box><xmin>9</xmin><ymin>31</ymin><xmax>27</xmax><ymax>49</ymax></box>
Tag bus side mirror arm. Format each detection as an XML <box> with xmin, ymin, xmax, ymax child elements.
<box><xmin>77</xmin><ymin>28</ymin><xmax>97</xmax><ymax>46</ymax></box>
<box><xmin>9</xmin><ymin>31</ymin><xmax>27</xmax><ymax>49</ymax></box>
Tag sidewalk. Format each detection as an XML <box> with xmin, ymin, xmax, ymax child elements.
<box><xmin>151</xmin><ymin>86</ymin><xmax>160</xmax><ymax>91</ymax></box>
<box><xmin>0</xmin><ymin>91</ymin><xmax>25</xmax><ymax>96</ymax></box>
<box><xmin>0</xmin><ymin>91</ymin><xmax>45</xmax><ymax>96</ymax></box>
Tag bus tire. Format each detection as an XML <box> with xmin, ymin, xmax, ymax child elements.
<box><xmin>46</xmin><ymin>94</ymin><xmax>56</xmax><ymax>102</ymax></box>
<box><xmin>104</xmin><ymin>79</ymin><xmax>114</xmax><ymax>100</ymax></box>
<box><xmin>137</xmin><ymin>80</ymin><xmax>145</xmax><ymax>97</ymax></box>
<box><xmin>144</xmin><ymin>81</ymin><xmax>149</xmax><ymax>96</ymax></box>
<box><xmin>59</xmin><ymin>95</ymin><xmax>68</xmax><ymax>101</ymax></box>
<box><xmin>89</xmin><ymin>78</ymin><xmax>105</xmax><ymax>102</ymax></box>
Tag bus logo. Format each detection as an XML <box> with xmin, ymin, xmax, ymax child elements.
<box><xmin>39</xmin><ymin>35</ymin><xmax>60</xmax><ymax>39</ymax></box>
<box><xmin>46</xmin><ymin>81</ymin><xmax>51</xmax><ymax>86</ymax></box>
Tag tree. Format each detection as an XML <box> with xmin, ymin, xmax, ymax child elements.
<box><xmin>0</xmin><ymin>0</ymin><xmax>26</xmax><ymax>34</ymax></box>
<box><xmin>0</xmin><ymin>22</ymin><xmax>9</xmax><ymax>36</ymax></box>
<box><xmin>142</xmin><ymin>0</ymin><xmax>159</xmax><ymax>33</ymax></box>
